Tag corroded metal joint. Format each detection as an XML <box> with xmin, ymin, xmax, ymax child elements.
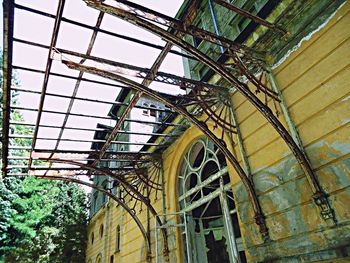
<box><xmin>312</xmin><ymin>191</ymin><xmax>337</xmax><ymax>223</ymax></box>
<box><xmin>163</xmin><ymin>247</ymin><xmax>170</xmax><ymax>263</ymax></box>
<box><xmin>312</xmin><ymin>190</ymin><xmax>329</xmax><ymax>205</ymax></box>
<box><xmin>199</xmin><ymin>121</ymin><xmax>208</xmax><ymax>129</ymax></box>
<box><xmin>146</xmin><ymin>251</ymin><xmax>152</xmax><ymax>263</ymax></box>
<box><xmin>254</xmin><ymin>212</ymin><xmax>270</xmax><ymax>241</ymax></box>
<box><xmin>219</xmin><ymin>138</ymin><xmax>227</xmax><ymax>148</ymax></box>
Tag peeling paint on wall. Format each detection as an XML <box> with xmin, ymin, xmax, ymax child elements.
<box><xmin>272</xmin><ymin>2</ymin><xmax>347</xmax><ymax>69</ymax></box>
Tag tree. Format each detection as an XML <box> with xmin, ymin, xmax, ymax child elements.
<box><xmin>0</xmin><ymin>177</ymin><xmax>21</xmax><ymax>256</ymax></box>
<box><xmin>0</xmin><ymin>50</ymin><xmax>26</xmax><ymax>262</ymax></box>
<box><xmin>3</xmin><ymin>179</ymin><xmax>88</xmax><ymax>263</ymax></box>
<box><xmin>0</xmin><ymin>51</ymin><xmax>88</xmax><ymax>263</ymax></box>
<box><xmin>50</xmin><ymin>182</ymin><xmax>88</xmax><ymax>263</ymax></box>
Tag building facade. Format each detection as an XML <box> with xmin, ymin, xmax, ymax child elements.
<box><xmin>87</xmin><ymin>95</ymin><xmax>168</xmax><ymax>263</ymax></box>
<box><xmin>86</xmin><ymin>0</ymin><xmax>350</xmax><ymax>262</ymax></box>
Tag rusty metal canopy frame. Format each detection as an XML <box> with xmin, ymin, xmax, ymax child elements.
<box><xmin>2</xmin><ymin>0</ymin><xmax>338</xmax><ymax>259</ymax></box>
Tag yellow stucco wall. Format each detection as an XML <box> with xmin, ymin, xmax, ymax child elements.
<box><xmin>227</xmin><ymin>2</ymin><xmax>350</xmax><ymax>260</ymax></box>
<box><xmin>86</xmin><ymin>2</ymin><xmax>350</xmax><ymax>262</ymax></box>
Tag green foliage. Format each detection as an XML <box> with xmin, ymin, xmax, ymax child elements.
<box><xmin>0</xmin><ymin>177</ymin><xmax>21</xmax><ymax>249</ymax></box>
<box><xmin>0</xmin><ymin>178</ymin><xmax>88</xmax><ymax>263</ymax></box>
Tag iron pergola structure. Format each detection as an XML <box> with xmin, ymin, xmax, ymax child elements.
<box><xmin>2</xmin><ymin>0</ymin><xmax>340</xmax><ymax>260</ymax></box>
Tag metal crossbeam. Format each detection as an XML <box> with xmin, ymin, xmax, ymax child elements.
<box><xmin>12</xmin><ymin>87</ymin><xmax>172</xmax><ymax>113</ymax></box>
<box><xmin>55</xmin><ymin>48</ymin><xmax>225</xmax><ymax>91</ymax></box>
<box><xmin>11</xmin><ymin>105</ymin><xmax>179</xmax><ymax>126</ymax></box>
<box><xmin>13</xmin><ymin>65</ymin><xmax>127</xmax><ymax>89</ymax></box>
<box><xmin>7</xmin><ymin>156</ymin><xmax>153</xmax><ymax>163</ymax></box>
<box><xmin>9</xmin><ymin>126</ymin><xmax>178</xmax><ymax>137</ymax></box>
<box><xmin>6</xmin><ymin>166</ymin><xmax>135</xmax><ymax>171</ymax></box>
<box><xmin>23</xmin><ymin>149</ymin><xmax>154</xmax><ymax>155</ymax></box>
<box><xmin>9</xmin><ymin>135</ymin><xmax>166</xmax><ymax>147</ymax></box>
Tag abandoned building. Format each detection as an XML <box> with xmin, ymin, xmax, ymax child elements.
<box><xmin>2</xmin><ymin>0</ymin><xmax>350</xmax><ymax>262</ymax></box>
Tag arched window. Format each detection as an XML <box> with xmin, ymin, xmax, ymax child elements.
<box><xmin>96</xmin><ymin>254</ymin><xmax>102</xmax><ymax>263</ymax></box>
<box><xmin>112</xmin><ymin>181</ymin><xmax>121</xmax><ymax>200</ymax></box>
<box><xmin>99</xmin><ymin>224</ymin><xmax>104</xmax><ymax>239</ymax></box>
<box><xmin>92</xmin><ymin>192</ymin><xmax>98</xmax><ymax>214</ymax></box>
<box><xmin>116</xmin><ymin>225</ymin><xmax>121</xmax><ymax>252</ymax></box>
<box><xmin>178</xmin><ymin>137</ymin><xmax>246</xmax><ymax>263</ymax></box>
<box><xmin>101</xmin><ymin>180</ymin><xmax>108</xmax><ymax>204</ymax></box>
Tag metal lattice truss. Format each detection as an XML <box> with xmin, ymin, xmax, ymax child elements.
<box><xmin>2</xmin><ymin>0</ymin><xmax>338</xmax><ymax>258</ymax></box>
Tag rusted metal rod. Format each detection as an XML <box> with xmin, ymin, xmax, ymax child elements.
<box><xmin>27</xmin><ymin>149</ymin><xmax>153</xmax><ymax>155</ymax></box>
<box><xmin>28</xmin><ymin>0</ymin><xmax>66</xmax><ymax>169</ymax></box>
<box><xmin>54</xmin><ymin>47</ymin><xmax>226</xmax><ymax>91</ymax></box>
<box><xmin>7</xmin><ymin>147</ymin><xmax>156</xmax><ymax>157</ymax></box>
<box><xmin>11</xmin><ymin>105</ymin><xmax>179</xmax><ymax>126</ymax></box>
<box><xmin>9</xmin><ymin>135</ymin><xmax>167</xmax><ymax>147</ymax></box>
<box><xmin>49</xmin><ymin>12</ymin><xmax>104</xmax><ymax>162</ymax></box>
<box><xmin>9</xmin><ymin>125</ymin><xmax>178</xmax><ymax>137</ymax></box>
<box><xmin>13</xmin><ymin>65</ymin><xmax>127</xmax><ymax>89</ymax></box>
<box><xmin>12</xmin><ymin>87</ymin><xmax>173</xmax><ymax>113</ymax></box>
<box><xmin>6</xmin><ymin>166</ymin><xmax>135</xmax><ymax>170</ymax></box>
<box><xmin>8</xmin><ymin>146</ymin><xmax>35</xmax><ymax>150</ymax></box>
<box><xmin>7</xmin><ymin>173</ymin><xmax>143</xmax><ymax>177</ymax></box>
<box><xmin>8</xmin><ymin>156</ymin><xmax>153</xmax><ymax>162</ymax></box>
<box><xmin>8</xmin><ymin>173</ymin><xmax>154</xmax><ymax>178</ymax></box>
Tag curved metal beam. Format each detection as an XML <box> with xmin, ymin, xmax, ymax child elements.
<box><xmin>83</xmin><ymin>0</ymin><xmax>335</xmax><ymax>223</ymax></box>
<box><xmin>51</xmin><ymin>48</ymin><xmax>224</xmax><ymax>91</ymax></box>
<box><xmin>62</xmin><ymin>61</ymin><xmax>270</xmax><ymax>239</ymax></box>
<box><xmin>40</xmin><ymin>158</ymin><xmax>170</xmax><ymax>254</ymax></box>
<box><xmin>35</xmin><ymin>174</ymin><xmax>151</xmax><ymax>259</ymax></box>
